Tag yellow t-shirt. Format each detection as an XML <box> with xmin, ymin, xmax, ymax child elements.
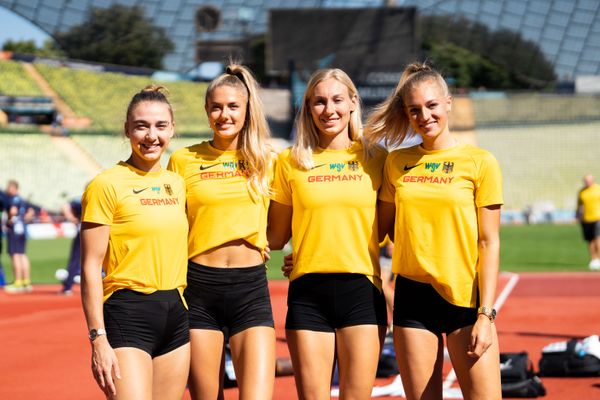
<box><xmin>82</xmin><ymin>162</ymin><xmax>189</xmax><ymax>302</ymax></box>
<box><xmin>578</xmin><ymin>183</ymin><xmax>600</xmax><ymax>222</ymax></box>
<box><xmin>272</xmin><ymin>141</ymin><xmax>387</xmax><ymax>287</ymax></box>
<box><xmin>379</xmin><ymin>144</ymin><xmax>503</xmax><ymax>307</ymax></box>
<box><xmin>168</xmin><ymin>141</ymin><xmax>272</xmax><ymax>258</ymax></box>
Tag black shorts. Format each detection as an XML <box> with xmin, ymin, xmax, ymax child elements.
<box><xmin>286</xmin><ymin>273</ymin><xmax>387</xmax><ymax>332</ymax></box>
<box><xmin>185</xmin><ymin>262</ymin><xmax>274</xmax><ymax>338</ymax></box>
<box><xmin>581</xmin><ymin>221</ymin><xmax>600</xmax><ymax>242</ymax></box>
<box><xmin>104</xmin><ymin>289</ymin><xmax>189</xmax><ymax>357</ymax></box>
<box><xmin>393</xmin><ymin>275</ymin><xmax>478</xmax><ymax>335</ymax></box>
<box><xmin>7</xmin><ymin>231</ymin><xmax>26</xmax><ymax>255</ymax></box>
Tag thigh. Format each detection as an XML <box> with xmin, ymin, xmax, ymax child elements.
<box><xmin>336</xmin><ymin>324</ymin><xmax>385</xmax><ymax>400</ymax></box>
<box><xmin>446</xmin><ymin>325</ymin><xmax>502</xmax><ymax>400</ymax></box>
<box><xmin>188</xmin><ymin>329</ymin><xmax>225</xmax><ymax>400</ymax></box>
<box><xmin>152</xmin><ymin>343</ymin><xmax>190</xmax><ymax>400</ymax></box>
<box><xmin>112</xmin><ymin>347</ymin><xmax>153</xmax><ymax>400</ymax></box>
<box><xmin>229</xmin><ymin>326</ymin><xmax>276</xmax><ymax>400</ymax></box>
<box><xmin>394</xmin><ymin>327</ymin><xmax>444</xmax><ymax>400</ymax></box>
<box><xmin>286</xmin><ymin>329</ymin><xmax>336</xmax><ymax>400</ymax></box>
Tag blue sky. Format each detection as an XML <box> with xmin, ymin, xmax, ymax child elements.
<box><xmin>0</xmin><ymin>7</ymin><xmax>50</xmax><ymax>47</ymax></box>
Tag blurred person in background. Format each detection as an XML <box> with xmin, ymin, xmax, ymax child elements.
<box><xmin>168</xmin><ymin>63</ymin><xmax>276</xmax><ymax>400</ymax></box>
<box><xmin>0</xmin><ymin>190</ymin><xmax>6</xmax><ymax>286</ymax></box>
<box><xmin>268</xmin><ymin>68</ymin><xmax>388</xmax><ymax>399</ymax></box>
<box><xmin>60</xmin><ymin>196</ymin><xmax>82</xmax><ymax>295</ymax></box>
<box><xmin>576</xmin><ymin>174</ymin><xmax>600</xmax><ymax>270</ymax></box>
<box><xmin>4</xmin><ymin>179</ymin><xmax>35</xmax><ymax>293</ymax></box>
<box><xmin>370</xmin><ymin>62</ymin><xmax>503</xmax><ymax>400</ymax></box>
<box><xmin>81</xmin><ymin>86</ymin><xmax>190</xmax><ymax>399</ymax></box>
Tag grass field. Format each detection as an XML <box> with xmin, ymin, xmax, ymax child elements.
<box><xmin>0</xmin><ymin>224</ymin><xmax>592</xmax><ymax>285</ymax></box>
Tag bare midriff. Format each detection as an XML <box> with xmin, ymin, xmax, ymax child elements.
<box><xmin>190</xmin><ymin>239</ymin><xmax>264</xmax><ymax>268</ymax></box>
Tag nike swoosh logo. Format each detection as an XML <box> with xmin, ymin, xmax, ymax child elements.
<box><xmin>133</xmin><ymin>187</ymin><xmax>148</xmax><ymax>194</ymax></box>
<box><xmin>199</xmin><ymin>164</ymin><xmax>219</xmax><ymax>170</ymax></box>
<box><xmin>403</xmin><ymin>163</ymin><xmax>422</xmax><ymax>171</ymax></box>
<box><xmin>311</xmin><ymin>163</ymin><xmax>326</xmax><ymax>170</ymax></box>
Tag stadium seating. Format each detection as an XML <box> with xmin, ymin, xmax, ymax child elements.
<box><xmin>0</xmin><ymin>133</ymin><xmax>90</xmax><ymax>211</ymax></box>
<box><xmin>33</xmin><ymin>63</ymin><xmax>210</xmax><ymax>134</ymax></box>
<box><xmin>472</xmin><ymin>93</ymin><xmax>600</xmax><ymax>126</ymax></box>
<box><xmin>71</xmin><ymin>134</ymin><xmax>206</xmax><ymax>170</ymax></box>
<box><xmin>477</xmin><ymin>122</ymin><xmax>600</xmax><ymax>211</ymax></box>
<box><xmin>0</xmin><ymin>60</ymin><xmax>44</xmax><ymax>97</ymax></box>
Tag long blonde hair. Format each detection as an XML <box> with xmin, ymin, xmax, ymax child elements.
<box><xmin>292</xmin><ymin>68</ymin><xmax>367</xmax><ymax>170</ymax></box>
<box><xmin>205</xmin><ymin>64</ymin><xmax>272</xmax><ymax>197</ymax></box>
<box><xmin>365</xmin><ymin>62</ymin><xmax>449</xmax><ymax>148</ymax></box>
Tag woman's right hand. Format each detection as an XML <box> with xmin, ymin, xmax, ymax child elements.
<box><xmin>282</xmin><ymin>253</ymin><xmax>293</xmax><ymax>278</ymax></box>
<box><xmin>91</xmin><ymin>337</ymin><xmax>121</xmax><ymax>396</ymax></box>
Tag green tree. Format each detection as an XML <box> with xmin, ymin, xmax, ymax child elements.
<box><xmin>421</xmin><ymin>15</ymin><xmax>556</xmax><ymax>89</ymax></box>
<box><xmin>2</xmin><ymin>39</ymin><xmax>65</xmax><ymax>58</ymax></box>
<box><xmin>2</xmin><ymin>39</ymin><xmax>37</xmax><ymax>54</ymax></box>
<box><xmin>54</xmin><ymin>5</ymin><xmax>174</xmax><ymax>69</ymax></box>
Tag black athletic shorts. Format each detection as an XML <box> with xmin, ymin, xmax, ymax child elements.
<box><xmin>7</xmin><ymin>231</ymin><xmax>26</xmax><ymax>255</ymax></box>
<box><xmin>185</xmin><ymin>262</ymin><xmax>274</xmax><ymax>338</ymax></box>
<box><xmin>286</xmin><ymin>273</ymin><xmax>387</xmax><ymax>332</ymax></box>
<box><xmin>581</xmin><ymin>221</ymin><xmax>600</xmax><ymax>242</ymax></box>
<box><xmin>393</xmin><ymin>275</ymin><xmax>478</xmax><ymax>335</ymax></box>
<box><xmin>104</xmin><ymin>289</ymin><xmax>189</xmax><ymax>358</ymax></box>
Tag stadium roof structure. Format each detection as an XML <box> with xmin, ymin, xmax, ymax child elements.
<box><xmin>0</xmin><ymin>0</ymin><xmax>598</xmax><ymax>79</ymax></box>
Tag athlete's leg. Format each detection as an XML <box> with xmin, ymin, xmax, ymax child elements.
<box><xmin>112</xmin><ymin>347</ymin><xmax>152</xmax><ymax>400</ymax></box>
<box><xmin>393</xmin><ymin>327</ymin><xmax>444</xmax><ymax>400</ymax></box>
<box><xmin>286</xmin><ymin>329</ymin><xmax>336</xmax><ymax>400</ymax></box>
<box><xmin>446</xmin><ymin>324</ymin><xmax>501</xmax><ymax>400</ymax></box>
<box><xmin>21</xmin><ymin>253</ymin><xmax>31</xmax><ymax>282</ymax></box>
<box><xmin>590</xmin><ymin>236</ymin><xmax>600</xmax><ymax>260</ymax></box>
<box><xmin>10</xmin><ymin>253</ymin><xmax>23</xmax><ymax>281</ymax></box>
<box><xmin>152</xmin><ymin>343</ymin><xmax>190</xmax><ymax>400</ymax></box>
<box><xmin>336</xmin><ymin>324</ymin><xmax>385</xmax><ymax>400</ymax></box>
<box><xmin>229</xmin><ymin>326</ymin><xmax>276</xmax><ymax>400</ymax></box>
<box><xmin>188</xmin><ymin>329</ymin><xmax>225</xmax><ymax>400</ymax></box>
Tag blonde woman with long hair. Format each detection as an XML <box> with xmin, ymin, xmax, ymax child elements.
<box><xmin>370</xmin><ymin>62</ymin><xmax>503</xmax><ymax>400</ymax></box>
<box><xmin>168</xmin><ymin>64</ymin><xmax>275</xmax><ymax>400</ymax></box>
<box><xmin>268</xmin><ymin>68</ymin><xmax>388</xmax><ymax>399</ymax></box>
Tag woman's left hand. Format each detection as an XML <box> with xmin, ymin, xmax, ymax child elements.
<box><xmin>467</xmin><ymin>315</ymin><xmax>494</xmax><ymax>358</ymax></box>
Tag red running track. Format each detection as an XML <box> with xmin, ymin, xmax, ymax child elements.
<box><xmin>1</xmin><ymin>272</ymin><xmax>599</xmax><ymax>399</ymax></box>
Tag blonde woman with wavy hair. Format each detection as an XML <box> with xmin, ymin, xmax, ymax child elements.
<box><xmin>168</xmin><ymin>63</ymin><xmax>276</xmax><ymax>400</ymax></box>
<box><xmin>373</xmin><ymin>62</ymin><xmax>503</xmax><ymax>400</ymax></box>
<box><xmin>268</xmin><ymin>68</ymin><xmax>388</xmax><ymax>399</ymax></box>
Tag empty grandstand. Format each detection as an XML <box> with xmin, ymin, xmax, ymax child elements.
<box><xmin>0</xmin><ymin>59</ymin><xmax>43</xmax><ymax>97</ymax></box>
<box><xmin>33</xmin><ymin>62</ymin><xmax>209</xmax><ymax>134</ymax></box>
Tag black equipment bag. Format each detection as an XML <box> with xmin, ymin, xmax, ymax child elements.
<box><xmin>500</xmin><ymin>352</ymin><xmax>546</xmax><ymax>398</ymax></box>
<box><xmin>539</xmin><ymin>337</ymin><xmax>600</xmax><ymax>377</ymax></box>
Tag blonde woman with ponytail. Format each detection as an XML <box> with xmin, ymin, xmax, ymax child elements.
<box><xmin>268</xmin><ymin>68</ymin><xmax>388</xmax><ymax>399</ymax></box>
<box><xmin>168</xmin><ymin>64</ymin><xmax>275</xmax><ymax>399</ymax></box>
<box><xmin>370</xmin><ymin>62</ymin><xmax>503</xmax><ymax>400</ymax></box>
<box><xmin>81</xmin><ymin>86</ymin><xmax>190</xmax><ymax>399</ymax></box>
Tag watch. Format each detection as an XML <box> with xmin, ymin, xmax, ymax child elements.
<box><xmin>477</xmin><ymin>306</ymin><xmax>497</xmax><ymax>321</ymax></box>
<box><xmin>88</xmin><ymin>328</ymin><xmax>107</xmax><ymax>341</ymax></box>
